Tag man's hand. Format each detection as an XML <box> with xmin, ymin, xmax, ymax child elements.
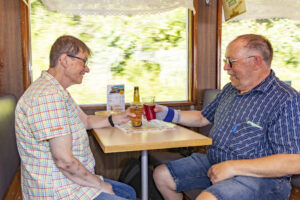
<box><xmin>154</xmin><ymin>105</ymin><xmax>163</xmax><ymax>113</ymax></box>
<box><xmin>98</xmin><ymin>181</ymin><xmax>115</xmax><ymax>195</ymax></box>
<box><xmin>207</xmin><ymin>160</ymin><xmax>236</xmax><ymax>184</ymax></box>
<box><xmin>112</xmin><ymin>108</ymin><xmax>135</xmax><ymax>125</ymax></box>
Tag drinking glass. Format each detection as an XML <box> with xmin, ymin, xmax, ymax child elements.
<box><xmin>142</xmin><ymin>96</ymin><xmax>156</xmax><ymax>121</ymax></box>
<box><xmin>129</xmin><ymin>104</ymin><xmax>143</xmax><ymax>127</ymax></box>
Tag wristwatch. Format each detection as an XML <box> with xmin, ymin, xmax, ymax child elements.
<box><xmin>108</xmin><ymin>114</ymin><xmax>115</xmax><ymax>127</ymax></box>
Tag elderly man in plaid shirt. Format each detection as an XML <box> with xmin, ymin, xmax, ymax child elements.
<box><xmin>15</xmin><ymin>35</ymin><xmax>136</xmax><ymax>200</ymax></box>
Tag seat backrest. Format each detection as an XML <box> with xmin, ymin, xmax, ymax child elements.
<box><xmin>198</xmin><ymin>89</ymin><xmax>221</xmax><ymax>137</ymax></box>
<box><xmin>0</xmin><ymin>94</ymin><xmax>20</xmax><ymax>199</ymax></box>
<box><xmin>202</xmin><ymin>89</ymin><xmax>221</xmax><ymax>108</ymax></box>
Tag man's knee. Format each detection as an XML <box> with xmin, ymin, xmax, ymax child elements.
<box><xmin>153</xmin><ymin>164</ymin><xmax>168</xmax><ymax>184</ymax></box>
<box><xmin>153</xmin><ymin>164</ymin><xmax>175</xmax><ymax>188</ymax></box>
<box><xmin>153</xmin><ymin>164</ymin><xmax>183</xmax><ymax>200</ymax></box>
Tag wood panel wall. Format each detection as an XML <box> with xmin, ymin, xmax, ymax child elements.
<box><xmin>195</xmin><ymin>0</ymin><xmax>221</xmax><ymax>110</ymax></box>
<box><xmin>0</xmin><ymin>0</ymin><xmax>24</xmax><ymax>98</ymax></box>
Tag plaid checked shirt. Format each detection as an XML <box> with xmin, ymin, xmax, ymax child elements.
<box><xmin>15</xmin><ymin>71</ymin><xmax>101</xmax><ymax>199</ymax></box>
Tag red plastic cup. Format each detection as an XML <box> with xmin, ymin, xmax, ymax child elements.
<box><xmin>142</xmin><ymin>96</ymin><xmax>156</xmax><ymax>121</ymax></box>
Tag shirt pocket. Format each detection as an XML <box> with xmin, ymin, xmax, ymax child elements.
<box><xmin>228</xmin><ymin>121</ymin><xmax>264</xmax><ymax>158</ymax></box>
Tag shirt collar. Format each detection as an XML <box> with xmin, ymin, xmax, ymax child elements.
<box><xmin>251</xmin><ymin>70</ymin><xmax>276</xmax><ymax>93</ymax></box>
<box><xmin>41</xmin><ymin>70</ymin><xmax>71</xmax><ymax>99</ymax></box>
<box><xmin>232</xmin><ymin>70</ymin><xmax>276</xmax><ymax>95</ymax></box>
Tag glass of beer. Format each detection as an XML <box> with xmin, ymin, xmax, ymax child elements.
<box><xmin>142</xmin><ymin>96</ymin><xmax>156</xmax><ymax>121</ymax></box>
<box><xmin>129</xmin><ymin>104</ymin><xmax>143</xmax><ymax>127</ymax></box>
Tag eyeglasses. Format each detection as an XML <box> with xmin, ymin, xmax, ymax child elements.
<box><xmin>67</xmin><ymin>54</ymin><xmax>88</xmax><ymax>66</ymax></box>
<box><xmin>223</xmin><ymin>56</ymin><xmax>255</xmax><ymax>68</ymax></box>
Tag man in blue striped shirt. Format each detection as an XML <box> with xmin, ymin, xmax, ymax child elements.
<box><xmin>153</xmin><ymin>34</ymin><xmax>300</xmax><ymax>200</ymax></box>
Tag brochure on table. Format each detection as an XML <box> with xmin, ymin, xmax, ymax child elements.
<box><xmin>107</xmin><ymin>84</ymin><xmax>125</xmax><ymax>111</ymax></box>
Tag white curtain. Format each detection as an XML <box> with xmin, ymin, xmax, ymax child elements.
<box><xmin>40</xmin><ymin>0</ymin><xmax>195</xmax><ymax>15</ymax></box>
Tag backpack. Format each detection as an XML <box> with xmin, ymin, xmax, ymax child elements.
<box><xmin>119</xmin><ymin>158</ymin><xmax>163</xmax><ymax>200</ymax></box>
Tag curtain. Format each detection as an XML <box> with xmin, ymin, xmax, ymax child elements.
<box><xmin>40</xmin><ymin>0</ymin><xmax>195</xmax><ymax>15</ymax></box>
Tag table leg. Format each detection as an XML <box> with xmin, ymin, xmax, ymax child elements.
<box><xmin>141</xmin><ymin>150</ymin><xmax>148</xmax><ymax>200</ymax></box>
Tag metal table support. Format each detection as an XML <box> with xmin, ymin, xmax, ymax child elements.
<box><xmin>141</xmin><ymin>150</ymin><xmax>148</xmax><ymax>200</ymax></box>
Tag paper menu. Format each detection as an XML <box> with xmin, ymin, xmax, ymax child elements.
<box><xmin>116</xmin><ymin>119</ymin><xmax>176</xmax><ymax>134</ymax></box>
<box><xmin>107</xmin><ymin>85</ymin><xmax>125</xmax><ymax>111</ymax></box>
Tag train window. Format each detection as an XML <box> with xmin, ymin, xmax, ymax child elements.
<box><xmin>30</xmin><ymin>0</ymin><xmax>192</xmax><ymax>105</ymax></box>
<box><xmin>221</xmin><ymin>18</ymin><xmax>300</xmax><ymax>91</ymax></box>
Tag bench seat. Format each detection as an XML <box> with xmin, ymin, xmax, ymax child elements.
<box><xmin>0</xmin><ymin>94</ymin><xmax>20</xmax><ymax>199</ymax></box>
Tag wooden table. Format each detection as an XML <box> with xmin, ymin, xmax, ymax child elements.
<box><xmin>92</xmin><ymin>124</ymin><xmax>212</xmax><ymax>200</ymax></box>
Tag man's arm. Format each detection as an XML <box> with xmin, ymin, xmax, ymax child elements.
<box><xmin>49</xmin><ymin>134</ymin><xmax>114</xmax><ymax>194</ymax></box>
<box><xmin>155</xmin><ymin>106</ymin><xmax>211</xmax><ymax>127</ymax></box>
<box><xmin>79</xmin><ymin>108</ymin><xmax>134</xmax><ymax>130</ymax></box>
<box><xmin>179</xmin><ymin>110</ymin><xmax>211</xmax><ymax>127</ymax></box>
<box><xmin>208</xmin><ymin>154</ymin><xmax>300</xmax><ymax>184</ymax></box>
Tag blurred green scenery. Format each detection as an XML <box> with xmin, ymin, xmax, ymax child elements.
<box><xmin>30</xmin><ymin>0</ymin><xmax>299</xmax><ymax>105</ymax></box>
<box><xmin>221</xmin><ymin>18</ymin><xmax>300</xmax><ymax>91</ymax></box>
<box><xmin>30</xmin><ymin>0</ymin><xmax>188</xmax><ymax>104</ymax></box>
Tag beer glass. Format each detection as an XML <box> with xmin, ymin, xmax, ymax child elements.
<box><xmin>129</xmin><ymin>104</ymin><xmax>143</xmax><ymax>127</ymax></box>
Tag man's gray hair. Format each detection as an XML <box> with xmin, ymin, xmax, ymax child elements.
<box><xmin>233</xmin><ymin>34</ymin><xmax>273</xmax><ymax>66</ymax></box>
<box><xmin>49</xmin><ymin>35</ymin><xmax>91</xmax><ymax>68</ymax></box>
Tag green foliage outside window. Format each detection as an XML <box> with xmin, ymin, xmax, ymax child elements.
<box><xmin>30</xmin><ymin>0</ymin><xmax>188</xmax><ymax>104</ymax></box>
<box><xmin>222</xmin><ymin>18</ymin><xmax>300</xmax><ymax>91</ymax></box>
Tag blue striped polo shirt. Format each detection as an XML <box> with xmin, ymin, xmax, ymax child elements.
<box><xmin>202</xmin><ymin>70</ymin><xmax>300</xmax><ymax>165</ymax></box>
